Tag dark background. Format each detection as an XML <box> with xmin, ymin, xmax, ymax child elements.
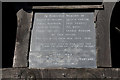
<box><xmin>110</xmin><ymin>2</ymin><xmax>120</xmax><ymax>68</ymax></box>
<box><xmin>2</xmin><ymin>2</ymin><xmax>120</xmax><ymax>68</ymax></box>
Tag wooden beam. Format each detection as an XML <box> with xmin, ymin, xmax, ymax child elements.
<box><xmin>2</xmin><ymin>68</ymin><xmax>120</xmax><ymax>79</ymax></box>
<box><xmin>32</xmin><ymin>5</ymin><xmax>103</xmax><ymax>9</ymax></box>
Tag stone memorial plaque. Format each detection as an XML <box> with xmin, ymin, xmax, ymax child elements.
<box><xmin>29</xmin><ymin>13</ymin><xmax>96</xmax><ymax>68</ymax></box>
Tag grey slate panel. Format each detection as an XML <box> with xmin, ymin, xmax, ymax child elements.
<box><xmin>29</xmin><ymin>13</ymin><xmax>96</xmax><ymax>68</ymax></box>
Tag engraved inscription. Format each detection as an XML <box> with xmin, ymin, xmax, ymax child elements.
<box><xmin>29</xmin><ymin>13</ymin><xmax>96</xmax><ymax>68</ymax></box>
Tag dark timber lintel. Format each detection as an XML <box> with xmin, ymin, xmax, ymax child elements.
<box><xmin>32</xmin><ymin>5</ymin><xmax>103</xmax><ymax>9</ymax></box>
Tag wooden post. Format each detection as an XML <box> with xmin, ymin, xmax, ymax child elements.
<box><xmin>13</xmin><ymin>9</ymin><xmax>33</xmax><ymax>67</ymax></box>
<box><xmin>96</xmin><ymin>2</ymin><xmax>116</xmax><ymax>67</ymax></box>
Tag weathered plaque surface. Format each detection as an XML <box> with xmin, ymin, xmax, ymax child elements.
<box><xmin>29</xmin><ymin>13</ymin><xmax>96</xmax><ymax>68</ymax></box>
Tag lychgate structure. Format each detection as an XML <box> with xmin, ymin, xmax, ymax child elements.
<box><xmin>2</xmin><ymin>1</ymin><xmax>120</xmax><ymax>79</ymax></box>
